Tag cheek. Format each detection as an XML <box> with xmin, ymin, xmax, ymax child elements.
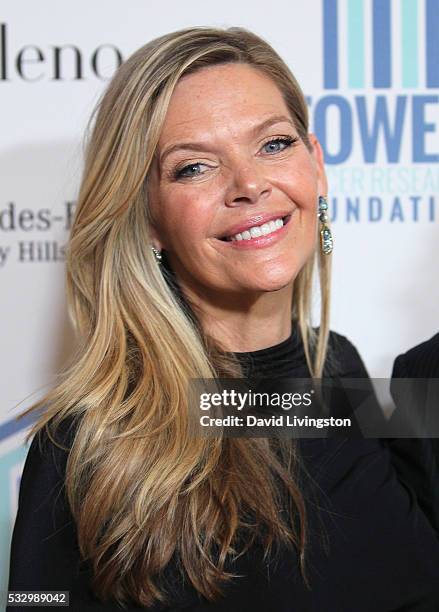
<box><xmin>276</xmin><ymin>158</ymin><xmax>319</xmax><ymax>207</ymax></box>
<box><xmin>157</xmin><ymin>188</ymin><xmax>216</xmax><ymax>248</ymax></box>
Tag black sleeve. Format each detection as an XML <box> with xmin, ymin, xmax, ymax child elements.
<box><xmin>7</xmin><ymin>421</ymin><xmax>177</xmax><ymax>612</ymax></box>
<box><xmin>389</xmin><ymin>354</ymin><xmax>439</xmax><ymax>534</ymax></box>
<box><xmin>323</xmin><ymin>332</ymin><xmax>387</xmax><ymax>434</ymax></box>
<box><xmin>7</xmin><ymin>419</ymin><xmax>100</xmax><ymax>610</ymax></box>
<box><xmin>325</xmin><ymin>331</ymin><xmax>371</xmax><ymax>378</ymax></box>
<box><xmin>327</xmin><ymin>333</ymin><xmax>439</xmax><ymax>535</ymax></box>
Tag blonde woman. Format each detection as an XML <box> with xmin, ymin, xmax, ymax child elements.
<box><xmin>8</xmin><ymin>27</ymin><xmax>439</xmax><ymax>611</ymax></box>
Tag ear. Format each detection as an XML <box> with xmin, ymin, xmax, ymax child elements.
<box><xmin>149</xmin><ymin>226</ymin><xmax>165</xmax><ymax>252</ymax></box>
<box><xmin>307</xmin><ymin>133</ymin><xmax>328</xmax><ymax>197</ymax></box>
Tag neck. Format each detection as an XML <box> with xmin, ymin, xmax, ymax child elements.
<box><xmin>181</xmin><ymin>281</ymin><xmax>294</xmax><ymax>353</ymax></box>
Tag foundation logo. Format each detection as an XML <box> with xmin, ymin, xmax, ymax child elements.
<box><xmin>311</xmin><ymin>0</ymin><xmax>439</xmax><ymax>223</ymax></box>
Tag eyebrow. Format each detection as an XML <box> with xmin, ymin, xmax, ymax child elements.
<box><xmin>159</xmin><ymin>114</ymin><xmax>296</xmax><ymax>165</ymax></box>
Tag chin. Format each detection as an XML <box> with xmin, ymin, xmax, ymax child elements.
<box><xmin>245</xmin><ymin>267</ymin><xmax>298</xmax><ymax>293</ymax></box>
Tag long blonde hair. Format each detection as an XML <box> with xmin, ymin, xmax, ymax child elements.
<box><xmin>19</xmin><ymin>26</ymin><xmax>331</xmax><ymax>608</ymax></box>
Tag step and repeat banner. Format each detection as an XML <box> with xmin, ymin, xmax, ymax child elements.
<box><xmin>1</xmin><ymin>0</ymin><xmax>438</xmax><ymax>599</ymax></box>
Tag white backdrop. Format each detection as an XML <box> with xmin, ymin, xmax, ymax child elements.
<box><xmin>1</xmin><ymin>0</ymin><xmax>438</xmax><ymax>600</ymax></box>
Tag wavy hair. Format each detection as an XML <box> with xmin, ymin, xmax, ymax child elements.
<box><xmin>19</xmin><ymin>26</ymin><xmax>331</xmax><ymax>608</ymax></box>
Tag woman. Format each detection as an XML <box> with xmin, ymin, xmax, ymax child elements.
<box><xmin>8</xmin><ymin>27</ymin><xmax>439</xmax><ymax>611</ymax></box>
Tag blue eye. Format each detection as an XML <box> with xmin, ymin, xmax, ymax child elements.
<box><xmin>263</xmin><ymin>136</ymin><xmax>296</xmax><ymax>154</ymax></box>
<box><xmin>175</xmin><ymin>163</ymin><xmax>206</xmax><ymax>179</ymax></box>
<box><xmin>172</xmin><ymin>137</ymin><xmax>297</xmax><ymax>180</ymax></box>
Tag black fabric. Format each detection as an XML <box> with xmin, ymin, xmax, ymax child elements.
<box><xmin>7</xmin><ymin>329</ymin><xmax>439</xmax><ymax>611</ymax></box>
<box><xmin>389</xmin><ymin>333</ymin><xmax>439</xmax><ymax>535</ymax></box>
<box><xmin>393</xmin><ymin>333</ymin><xmax>439</xmax><ymax>378</ymax></box>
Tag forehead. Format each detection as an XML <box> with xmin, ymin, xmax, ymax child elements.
<box><xmin>159</xmin><ymin>63</ymin><xmax>293</xmax><ymax>142</ymax></box>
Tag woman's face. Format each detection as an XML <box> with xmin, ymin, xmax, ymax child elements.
<box><xmin>148</xmin><ymin>63</ymin><xmax>327</xmax><ymax>300</ymax></box>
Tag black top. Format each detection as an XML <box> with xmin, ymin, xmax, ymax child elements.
<box><xmin>390</xmin><ymin>332</ymin><xmax>439</xmax><ymax>535</ymax></box>
<box><xmin>8</xmin><ymin>330</ymin><xmax>439</xmax><ymax>611</ymax></box>
<box><xmin>393</xmin><ymin>333</ymin><xmax>439</xmax><ymax>378</ymax></box>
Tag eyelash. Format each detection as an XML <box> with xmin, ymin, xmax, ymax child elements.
<box><xmin>172</xmin><ymin>135</ymin><xmax>299</xmax><ymax>180</ymax></box>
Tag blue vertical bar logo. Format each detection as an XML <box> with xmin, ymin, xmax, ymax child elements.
<box><xmin>323</xmin><ymin>0</ymin><xmax>439</xmax><ymax>89</ymax></box>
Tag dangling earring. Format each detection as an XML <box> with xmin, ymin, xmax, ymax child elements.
<box><xmin>318</xmin><ymin>195</ymin><xmax>333</xmax><ymax>255</ymax></box>
<box><xmin>151</xmin><ymin>246</ymin><xmax>162</xmax><ymax>264</ymax></box>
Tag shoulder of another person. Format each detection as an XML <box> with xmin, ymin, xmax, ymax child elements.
<box><xmin>393</xmin><ymin>332</ymin><xmax>439</xmax><ymax>377</ymax></box>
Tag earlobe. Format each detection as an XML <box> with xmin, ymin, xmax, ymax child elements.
<box><xmin>149</xmin><ymin>228</ymin><xmax>164</xmax><ymax>264</ymax></box>
<box><xmin>151</xmin><ymin>239</ymin><xmax>164</xmax><ymax>252</ymax></box>
<box><xmin>149</xmin><ymin>226</ymin><xmax>164</xmax><ymax>252</ymax></box>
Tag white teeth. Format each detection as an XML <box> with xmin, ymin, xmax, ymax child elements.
<box><xmin>227</xmin><ymin>217</ymin><xmax>285</xmax><ymax>241</ymax></box>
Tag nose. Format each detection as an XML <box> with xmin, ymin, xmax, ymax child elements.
<box><xmin>224</xmin><ymin>161</ymin><xmax>272</xmax><ymax>207</ymax></box>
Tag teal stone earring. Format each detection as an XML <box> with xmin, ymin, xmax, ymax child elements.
<box><xmin>318</xmin><ymin>195</ymin><xmax>333</xmax><ymax>255</ymax></box>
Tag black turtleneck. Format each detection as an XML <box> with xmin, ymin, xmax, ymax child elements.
<box><xmin>233</xmin><ymin>326</ymin><xmax>306</xmax><ymax>377</ymax></box>
<box><xmin>234</xmin><ymin>324</ymin><xmax>373</xmax><ymax>378</ymax></box>
<box><xmin>8</xmin><ymin>330</ymin><xmax>439</xmax><ymax>611</ymax></box>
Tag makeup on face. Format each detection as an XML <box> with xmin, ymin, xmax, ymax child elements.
<box><xmin>148</xmin><ymin>63</ymin><xmax>326</xmax><ymax>296</ymax></box>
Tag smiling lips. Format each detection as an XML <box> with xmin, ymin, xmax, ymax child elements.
<box><xmin>217</xmin><ymin>211</ymin><xmax>292</xmax><ymax>241</ymax></box>
<box><xmin>226</xmin><ymin>216</ymin><xmax>286</xmax><ymax>241</ymax></box>
<box><xmin>216</xmin><ymin>212</ymin><xmax>294</xmax><ymax>249</ymax></box>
